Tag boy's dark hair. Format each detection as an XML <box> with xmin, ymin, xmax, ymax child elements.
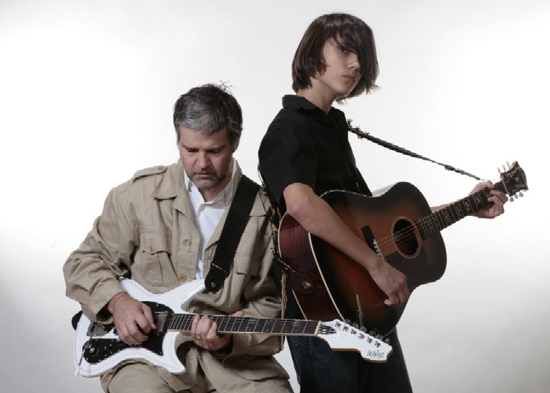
<box><xmin>292</xmin><ymin>13</ymin><xmax>379</xmax><ymax>101</ymax></box>
<box><xmin>173</xmin><ymin>83</ymin><xmax>242</xmax><ymax>149</ymax></box>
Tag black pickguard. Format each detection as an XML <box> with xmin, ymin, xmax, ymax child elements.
<box><xmin>82</xmin><ymin>302</ymin><xmax>172</xmax><ymax>365</ymax></box>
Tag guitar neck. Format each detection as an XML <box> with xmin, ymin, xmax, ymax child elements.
<box><xmin>417</xmin><ymin>180</ymin><xmax>505</xmax><ymax>240</ymax></box>
<box><xmin>160</xmin><ymin>313</ymin><xmax>325</xmax><ymax>336</ymax></box>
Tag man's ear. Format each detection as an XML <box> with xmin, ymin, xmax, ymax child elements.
<box><xmin>232</xmin><ymin>140</ymin><xmax>240</xmax><ymax>152</ymax></box>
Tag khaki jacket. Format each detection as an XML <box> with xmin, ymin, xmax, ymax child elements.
<box><xmin>64</xmin><ymin>161</ymin><xmax>289</xmax><ymax>391</ymax></box>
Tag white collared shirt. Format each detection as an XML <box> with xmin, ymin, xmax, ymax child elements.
<box><xmin>184</xmin><ymin>160</ymin><xmax>237</xmax><ymax>279</ymax></box>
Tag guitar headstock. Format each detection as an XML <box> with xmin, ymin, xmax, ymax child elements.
<box><xmin>498</xmin><ymin>161</ymin><xmax>528</xmax><ymax>201</ymax></box>
<box><xmin>317</xmin><ymin>320</ymin><xmax>393</xmax><ymax>363</ymax></box>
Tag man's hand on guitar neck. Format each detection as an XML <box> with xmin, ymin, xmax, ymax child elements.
<box><xmin>108</xmin><ymin>292</ymin><xmax>156</xmax><ymax>345</ymax></box>
<box><xmin>191</xmin><ymin>311</ymin><xmax>244</xmax><ymax>353</ymax></box>
<box><xmin>283</xmin><ymin>182</ymin><xmax>410</xmax><ymax>308</ymax></box>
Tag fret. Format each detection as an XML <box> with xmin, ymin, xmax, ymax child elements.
<box><xmin>245</xmin><ymin>317</ymin><xmax>258</xmax><ymax>333</ymax></box>
<box><xmin>229</xmin><ymin>316</ymin><xmax>245</xmax><ymax>333</ymax></box>
<box><xmin>414</xmin><ymin>185</ymin><xmax>494</xmax><ymax>243</ymax></box>
<box><xmin>215</xmin><ymin>315</ymin><xmax>233</xmax><ymax>332</ymax></box>
<box><xmin>263</xmin><ymin>318</ymin><xmax>276</xmax><ymax>333</ymax></box>
<box><xmin>162</xmin><ymin>314</ymin><xmax>323</xmax><ymax>337</ymax></box>
<box><xmin>253</xmin><ymin>318</ymin><xmax>268</xmax><ymax>333</ymax></box>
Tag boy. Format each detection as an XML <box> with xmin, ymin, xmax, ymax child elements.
<box><xmin>259</xmin><ymin>13</ymin><xmax>506</xmax><ymax>392</ymax></box>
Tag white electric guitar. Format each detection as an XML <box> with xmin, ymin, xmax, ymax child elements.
<box><xmin>74</xmin><ymin>279</ymin><xmax>393</xmax><ymax>377</ymax></box>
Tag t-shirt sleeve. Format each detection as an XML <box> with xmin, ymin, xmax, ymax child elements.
<box><xmin>259</xmin><ymin>111</ymin><xmax>317</xmax><ymax>210</ymax></box>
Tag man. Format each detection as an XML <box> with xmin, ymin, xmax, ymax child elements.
<box><xmin>64</xmin><ymin>84</ymin><xmax>292</xmax><ymax>393</ymax></box>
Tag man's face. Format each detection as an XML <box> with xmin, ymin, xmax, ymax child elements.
<box><xmin>177</xmin><ymin>126</ymin><xmax>235</xmax><ymax>201</ymax></box>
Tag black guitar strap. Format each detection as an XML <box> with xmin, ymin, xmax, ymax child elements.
<box><xmin>204</xmin><ymin>175</ymin><xmax>260</xmax><ymax>293</ymax></box>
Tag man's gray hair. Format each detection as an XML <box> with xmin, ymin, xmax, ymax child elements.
<box><xmin>173</xmin><ymin>83</ymin><xmax>243</xmax><ymax>149</ymax></box>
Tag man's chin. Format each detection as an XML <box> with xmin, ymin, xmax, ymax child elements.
<box><xmin>192</xmin><ymin>176</ymin><xmax>218</xmax><ymax>190</ymax></box>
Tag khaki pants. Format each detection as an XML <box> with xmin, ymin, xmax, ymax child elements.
<box><xmin>107</xmin><ymin>362</ymin><xmax>215</xmax><ymax>393</ymax></box>
<box><xmin>105</xmin><ymin>361</ymin><xmax>292</xmax><ymax>393</ymax></box>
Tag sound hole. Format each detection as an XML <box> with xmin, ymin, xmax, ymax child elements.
<box><xmin>392</xmin><ymin>218</ymin><xmax>419</xmax><ymax>257</ymax></box>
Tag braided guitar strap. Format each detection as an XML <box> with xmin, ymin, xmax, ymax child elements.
<box><xmin>347</xmin><ymin>120</ymin><xmax>484</xmax><ymax>181</ymax></box>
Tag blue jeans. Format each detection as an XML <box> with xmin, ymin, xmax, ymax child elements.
<box><xmin>287</xmin><ymin>329</ymin><xmax>413</xmax><ymax>393</ymax></box>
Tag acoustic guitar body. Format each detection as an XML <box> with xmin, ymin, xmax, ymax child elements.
<box><xmin>278</xmin><ymin>182</ymin><xmax>447</xmax><ymax>337</ymax></box>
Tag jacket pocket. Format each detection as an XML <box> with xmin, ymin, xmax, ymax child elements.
<box><xmin>133</xmin><ymin>232</ymin><xmax>178</xmax><ymax>290</ymax></box>
<box><xmin>232</xmin><ymin>253</ymin><xmax>261</xmax><ymax>277</ymax></box>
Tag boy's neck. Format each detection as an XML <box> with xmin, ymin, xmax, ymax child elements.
<box><xmin>297</xmin><ymin>87</ymin><xmax>334</xmax><ymax>114</ymax></box>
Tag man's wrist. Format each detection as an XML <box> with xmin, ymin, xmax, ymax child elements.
<box><xmin>107</xmin><ymin>292</ymin><xmax>128</xmax><ymax>314</ymax></box>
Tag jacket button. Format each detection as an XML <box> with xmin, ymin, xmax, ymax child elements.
<box><xmin>182</xmin><ymin>239</ymin><xmax>191</xmax><ymax>246</ymax></box>
<box><xmin>178</xmin><ymin>274</ymin><xmax>187</xmax><ymax>281</ymax></box>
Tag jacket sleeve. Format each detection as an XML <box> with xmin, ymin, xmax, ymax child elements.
<box><xmin>229</xmin><ymin>238</ymin><xmax>284</xmax><ymax>358</ymax></box>
<box><xmin>225</xmin><ymin>191</ymin><xmax>285</xmax><ymax>359</ymax></box>
<box><xmin>63</xmin><ymin>184</ymin><xmax>136</xmax><ymax>323</ymax></box>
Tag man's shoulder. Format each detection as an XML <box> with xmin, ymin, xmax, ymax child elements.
<box><xmin>131</xmin><ymin>164</ymin><xmax>168</xmax><ymax>181</ymax></box>
<box><xmin>116</xmin><ymin>163</ymin><xmax>179</xmax><ymax>193</ymax></box>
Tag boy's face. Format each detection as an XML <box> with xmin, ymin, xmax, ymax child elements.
<box><xmin>312</xmin><ymin>38</ymin><xmax>361</xmax><ymax>100</ymax></box>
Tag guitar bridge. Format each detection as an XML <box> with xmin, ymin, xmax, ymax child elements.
<box><xmin>87</xmin><ymin>322</ymin><xmax>112</xmax><ymax>337</ymax></box>
<box><xmin>373</xmin><ymin>239</ymin><xmax>383</xmax><ymax>258</ymax></box>
<box><xmin>362</xmin><ymin>225</ymin><xmax>383</xmax><ymax>258</ymax></box>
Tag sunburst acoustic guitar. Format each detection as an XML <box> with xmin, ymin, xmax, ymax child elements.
<box><xmin>278</xmin><ymin>161</ymin><xmax>528</xmax><ymax>337</ymax></box>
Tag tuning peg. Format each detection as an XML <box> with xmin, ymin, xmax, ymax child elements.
<box><xmin>518</xmin><ymin>191</ymin><xmax>524</xmax><ymax>198</ymax></box>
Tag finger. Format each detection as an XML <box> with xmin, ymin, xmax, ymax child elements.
<box><xmin>191</xmin><ymin>314</ymin><xmax>200</xmax><ymax>340</ymax></box>
<box><xmin>142</xmin><ymin>303</ymin><xmax>157</xmax><ymax>330</ymax></box>
<box><xmin>207</xmin><ymin>320</ymin><xmax>220</xmax><ymax>341</ymax></box>
<box><xmin>198</xmin><ymin>316</ymin><xmax>213</xmax><ymax>339</ymax></box>
<box><xmin>119</xmin><ymin>323</ymin><xmax>142</xmax><ymax>345</ymax></box>
<box><xmin>134</xmin><ymin>313</ymin><xmax>153</xmax><ymax>335</ymax></box>
<box><xmin>491</xmin><ymin>190</ymin><xmax>508</xmax><ymax>204</ymax></box>
<box><xmin>127</xmin><ymin>320</ymin><xmax>150</xmax><ymax>343</ymax></box>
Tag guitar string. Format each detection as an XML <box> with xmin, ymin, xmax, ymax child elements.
<box><xmin>160</xmin><ymin>313</ymin><xmax>317</xmax><ymax>334</ymax></box>
<box><xmin>373</xmin><ymin>193</ymin><xmax>481</xmax><ymax>255</ymax></box>
<box><xmin>371</xmin><ymin>187</ymin><xmax>493</xmax><ymax>255</ymax></box>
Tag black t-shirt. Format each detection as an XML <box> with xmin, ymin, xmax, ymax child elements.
<box><xmin>259</xmin><ymin>95</ymin><xmax>371</xmax><ymax>214</ymax></box>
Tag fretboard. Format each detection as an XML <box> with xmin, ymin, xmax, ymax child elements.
<box><xmin>417</xmin><ymin>181</ymin><xmax>504</xmax><ymax>240</ymax></box>
<box><xmin>157</xmin><ymin>313</ymin><xmax>328</xmax><ymax>336</ymax></box>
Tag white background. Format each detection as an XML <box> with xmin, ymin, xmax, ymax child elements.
<box><xmin>1</xmin><ymin>1</ymin><xmax>548</xmax><ymax>392</ymax></box>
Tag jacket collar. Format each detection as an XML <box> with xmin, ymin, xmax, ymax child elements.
<box><xmin>153</xmin><ymin>160</ymin><xmax>246</xmax><ymax>219</ymax></box>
